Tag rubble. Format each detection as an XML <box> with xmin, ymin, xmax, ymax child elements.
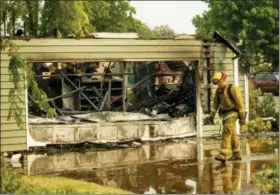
<box><xmin>132</xmin><ymin>141</ymin><xmax>142</xmax><ymax>147</ymax></box>
<box><xmin>29</xmin><ymin>60</ymin><xmax>196</xmax><ymax>121</ymax></box>
<box><xmin>29</xmin><ymin>117</ymin><xmax>71</xmax><ymax>124</ymax></box>
<box><xmin>71</xmin><ymin>111</ymin><xmax>152</xmax><ymax>123</ymax></box>
<box><xmin>28</xmin><ymin>111</ymin><xmax>172</xmax><ymax>124</ymax></box>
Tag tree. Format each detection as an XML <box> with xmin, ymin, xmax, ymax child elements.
<box><xmin>25</xmin><ymin>0</ymin><xmax>41</xmax><ymax>36</ymax></box>
<box><xmin>83</xmin><ymin>1</ymin><xmax>135</xmax><ymax>32</ymax></box>
<box><xmin>0</xmin><ymin>1</ymin><xmax>27</xmax><ymax>36</ymax></box>
<box><xmin>40</xmin><ymin>1</ymin><xmax>90</xmax><ymax>37</ymax></box>
<box><xmin>192</xmin><ymin>0</ymin><xmax>279</xmax><ymax>68</ymax></box>
<box><xmin>83</xmin><ymin>0</ymin><xmax>160</xmax><ymax>39</ymax></box>
<box><xmin>153</xmin><ymin>25</ymin><xmax>177</xmax><ymax>39</ymax></box>
<box><xmin>1</xmin><ymin>1</ymin><xmax>9</xmax><ymax>36</ymax></box>
<box><xmin>1</xmin><ymin>0</ymin><xmax>160</xmax><ymax>39</ymax></box>
<box><xmin>130</xmin><ymin>19</ymin><xmax>161</xmax><ymax>39</ymax></box>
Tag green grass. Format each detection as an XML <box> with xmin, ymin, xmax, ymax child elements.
<box><xmin>20</xmin><ymin>175</ymin><xmax>133</xmax><ymax>194</ymax></box>
<box><xmin>1</xmin><ymin>160</ymin><xmax>133</xmax><ymax>194</ymax></box>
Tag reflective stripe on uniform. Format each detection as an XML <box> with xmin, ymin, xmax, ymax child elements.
<box><xmin>232</xmin><ymin>148</ymin><xmax>241</xmax><ymax>152</ymax></box>
<box><xmin>222</xmin><ymin>112</ymin><xmax>239</xmax><ymax>121</ymax></box>
<box><xmin>239</xmin><ymin>109</ymin><xmax>246</xmax><ymax>113</ymax></box>
<box><xmin>210</xmin><ymin>107</ymin><xmax>217</xmax><ymax>113</ymax></box>
<box><xmin>220</xmin><ymin>148</ymin><xmax>231</xmax><ymax>156</ymax></box>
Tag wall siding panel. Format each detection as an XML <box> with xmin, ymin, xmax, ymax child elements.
<box><xmin>204</xmin><ymin>42</ymin><xmax>239</xmax><ymax>137</ymax></box>
<box><xmin>1</xmin><ymin>52</ymin><xmax>27</xmax><ymax>152</ymax></box>
<box><xmin>1</xmin><ymin>123</ymin><xmax>25</xmax><ymax>131</ymax></box>
<box><xmin>1</xmin><ymin>130</ymin><xmax>26</xmax><ymax>138</ymax></box>
<box><xmin>0</xmin><ymin>144</ymin><xmax>27</xmax><ymax>152</ymax></box>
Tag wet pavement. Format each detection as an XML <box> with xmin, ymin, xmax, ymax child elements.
<box><xmin>24</xmin><ymin>136</ymin><xmax>279</xmax><ymax>194</ymax></box>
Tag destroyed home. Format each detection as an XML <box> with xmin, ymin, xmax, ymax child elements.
<box><xmin>0</xmin><ymin>32</ymin><xmax>249</xmax><ymax>152</ymax></box>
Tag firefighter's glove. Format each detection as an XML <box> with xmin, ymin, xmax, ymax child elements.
<box><xmin>209</xmin><ymin>111</ymin><xmax>215</xmax><ymax>125</ymax></box>
<box><xmin>239</xmin><ymin>118</ymin><xmax>246</xmax><ymax>126</ymax></box>
<box><xmin>239</xmin><ymin>112</ymin><xmax>247</xmax><ymax>126</ymax></box>
<box><xmin>209</xmin><ymin>116</ymin><xmax>215</xmax><ymax>125</ymax></box>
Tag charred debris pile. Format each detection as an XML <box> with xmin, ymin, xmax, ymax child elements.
<box><xmin>28</xmin><ymin>61</ymin><xmax>196</xmax><ymax>123</ymax></box>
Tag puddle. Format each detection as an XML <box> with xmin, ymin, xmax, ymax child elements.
<box><xmin>25</xmin><ymin>137</ymin><xmax>279</xmax><ymax>194</ymax></box>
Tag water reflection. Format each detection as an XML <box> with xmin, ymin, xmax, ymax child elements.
<box><xmin>213</xmin><ymin>163</ymin><xmax>241</xmax><ymax>194</ymax></box>
<box><xmin>26</xmin><ymin>137</ymin><xmax>279</xmax><ymax>194</ymax></box>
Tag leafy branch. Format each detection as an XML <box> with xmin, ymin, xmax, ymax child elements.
<box><xmin>1</xmin><ymin>39</ymin><xmax>56</xmax><ymax>129</ymax></box>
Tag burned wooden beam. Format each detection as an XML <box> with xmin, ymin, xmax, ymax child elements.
<box><xmin>51</xmin><ymin>86</ymin><xmax>86</xmax><ymax>100</ymax></box>
<box><xmin>35</xmin><ymin>73</ymin><xmax>134</xmax><ymax>78</ymax></box>
<box><xmin>99</xmin><ymin>91</ymin><xmax>110</xmax><ymax>111</ymax></box>
<box><xmin>92</xmin><ymin>87</ymin><xmax>103</xmax><ymax>99</ymax></box>
<box><xmin>60</xmin><ymin>110</ymin><xmax>92</xmax><ymax>115</ymax></box>
<box><xmin>108</xmin><ymin>72</ymin><xmax>159</xmax><ymax>105</ymax></box>
<box><xmin>60</xmin><ymin>72</ymin><xmax>99</xmax><ymax>111</ymax></box>
<box><xmin>49</xmin><ymin>101</ymin><xmax>65</xmax><ymax>116</ymax></box>
<box><xmin>35</xmin><ymin>72</ymin><xmax>182</xmax><ymax>78</ymax></box>
<box><xmin>122</xmin><ymin>62</ymin><xmax>128</xmax><ymax>112</ymax></box>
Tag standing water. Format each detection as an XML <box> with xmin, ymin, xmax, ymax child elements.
<box><xmin>25</xmin><ymin>136</ymin><xmax>278</xmax><ymax>194</ymax></box>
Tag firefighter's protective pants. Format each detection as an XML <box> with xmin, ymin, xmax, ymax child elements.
<box><xmin>220</xmin><ymin>115</ymin><xmax>241</xmax><ymax>158</ymax></box>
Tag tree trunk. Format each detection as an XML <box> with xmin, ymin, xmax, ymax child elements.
<box><xmin>12</xmin><ymin>10</ymin><xmax>15</xmax><ymax>36</ymax></box>
<box><xmin>23</xmin><ymin>21</ymin><xmax>26</xmax><ymax>36</ymax></box>
<box><xmin>25</xmin><ymin>0</ymin><xmax>39</xmax><ymax>36</ymax></box>
<box><xmin>3</xmin><ymin>10</ymin><xmax>6</xmax><ymax>36</ymax></box>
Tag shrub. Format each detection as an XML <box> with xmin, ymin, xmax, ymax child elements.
<box><xmin>0</xmin><ymin>157</ymin><xmax>77</xmax><ymax>194</ymax></box>
<box><xmin>251</xmin><ymin>164</ymin><xmax>279</xmax><ymax>194</ymax></box>
<box><xmin>1</xmin><ymin>163</ymin><xmax>22</xmax><ymax>194</ymax></box>
<box><xmin>256</xmin><ymin>93</ymin><xmax>278</xmax><ymax>119</ymax></box>
<box><xmin>249</xmin><ymin>80</ymin><xmax>278</xmax><ymax>119</ymax></box>
<box><xmin>249</xmin><ymin>80</ymin><xmax>260</xmax><ymax>120</ymax></box>
<box><xmin>240</xmin><ymin>116</ymin><xmax>272</xmax><ymax>135</ymax></box>
<box><xmin>247</xmin><ymin>81</ymin><xmax>278</xmax><ymax>133</ymax></box>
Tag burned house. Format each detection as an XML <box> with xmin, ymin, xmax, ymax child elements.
<box><xmin>0</xmin><ymin>32</ymin><xmax>249</xmax><ymax>152</ymax></box>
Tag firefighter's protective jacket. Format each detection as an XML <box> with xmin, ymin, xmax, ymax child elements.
<box><xmin>210</xmin><ymin>84</ymin><xmax>246</xmax><ymax>120</ymax></box>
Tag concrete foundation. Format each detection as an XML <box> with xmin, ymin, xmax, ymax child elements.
<box><xmin>28</xmin><ymin>116</ymin><xmax>196</xmax><ymax>147</ymax></box>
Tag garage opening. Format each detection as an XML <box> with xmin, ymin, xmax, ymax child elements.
<box><xmin>29</xmin><ymin>60</ymin><xmax>197</xmax><ymax>119</ymax></box>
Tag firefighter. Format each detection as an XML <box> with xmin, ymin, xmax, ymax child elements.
<box><xmin>210</xmin><ymin>72</ymin><xmax>246</xmax><ymax>163</ymax></box>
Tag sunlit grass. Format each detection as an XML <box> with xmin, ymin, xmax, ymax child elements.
<box><xmin>20</xmin><ymin>175</ymin><xmax>133</xmax><ymax>194</ymax></box>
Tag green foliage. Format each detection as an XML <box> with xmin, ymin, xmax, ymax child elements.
<box><xmin>41</xmin><ymin>1</ymin><xmax>90</xmax><ymax>37</ymax></box>
<box><xmin>248</xmin><ymin>136</ymin><xmax>278</xmax><ymax>152</ymax></box>
<box><xmin>251</xmin><ymin>164</ymin><xmax>279</xmax><ymax>194</ymax></box>
<box><xmin>248</xmin><ymin>80</ymin><xmax>259</xmax><ymax>120</ymax></box>
<box><xmin>83</xmin><ymin>1</ymin><xmax>135</xmax><ymax>33</ymax></box>
<box><xmin>83</xmin><ymin>1</ymin><xmax>160</xmax><ymax>39</ymax></box>
<box><xmin>8</xmin><ymin>55</ymin><xmax>26</xmax><ymax>129</ymax></box>
<box><xmin>0</xmin><ymin>156</ymin><xmax>132</xmax><ymax>194</ymax></box>
<box><xmin>1</xmin><ymin>162</ymin><xmax>22</xmax><ymax>194</ymax></box>
<box><xmin>9</xmin><ymin>55</ymin><xmax>25</xmax><ymax>87</ymax></box>
<box><xmin>240</xmin><ymin>116</ymin><xmax>271</xmax><ymax>135</ymax></box>
<box><xmin>3</xmin><ymin>40</ymin><xmax>26</xmax><ymax>129</ymax></box>
<box><xmin>253</xmin><ymin>64</ymin><xmax>275</xmax><ymax>75</ymax></box>
<box><xmin>256</xmin><ymin>93</ymin><xmax>278</xmax><ymax>119</ymax></box>
<box><xmin>1</xmin><ymin>0</ymin><xmax>159</xmax><ymax>39</ymax></box>
<box><xmin>3</xmin><ymin>1</ymin><xmax>27</xmax><ymax>36</ymax></box>
<box><xmin>0</xmin><ymin>160</ymin><xmax>77</xmax><ymax>194</ymax></box>
<box><xmin>25</xmin><ymin>0</ymin><xmax>41</xmax><ymax>36</ymax></box>
<box><xmin>129</xmin><ymin>19</ymin><xmax>162</xmax><ymax>39</ymax></box>
<box><xmin>26</xmin><ymin>63</ymin><xmax>56</xmax><ymax>118</ymax></box>
<box><xmin>192</xmin><ymin>0</ymin><xmax>279</xmax><ymax>68</ymax></box>
<box><xmin>248</xmin><ymin>79</ymin><xmax>278</xmax><ymax>127</ymax></box>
